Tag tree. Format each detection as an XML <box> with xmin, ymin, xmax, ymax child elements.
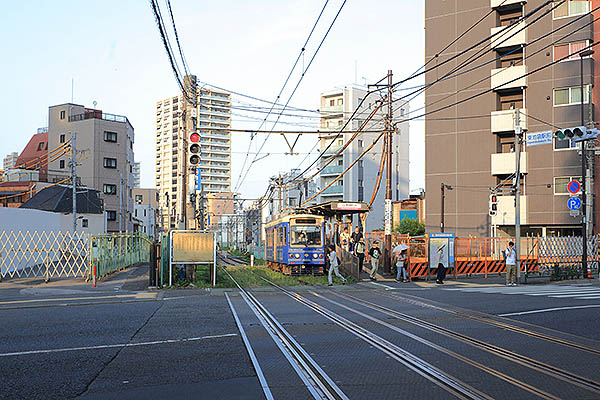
<box><xmin>394</xmin><ymin>217</ymin><xmax>425</xmax><ymax>236</ymax></box>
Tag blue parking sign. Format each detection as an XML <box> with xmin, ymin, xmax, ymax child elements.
<box><xmin>567</xmin><ymin>197</ymin><xmax>581</xmax><ymax>211</ymax></box>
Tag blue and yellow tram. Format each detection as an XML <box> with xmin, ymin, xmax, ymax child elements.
<box><xmin>264</xmin><ymin>213</ymin><xmax>326</xmax><ymax>275</ymax></box>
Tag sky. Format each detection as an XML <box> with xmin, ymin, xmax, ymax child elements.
<box><xmin>0</xmin><ymin>0</ymin><xmax>425</xmax><ymax>201</ymax></box>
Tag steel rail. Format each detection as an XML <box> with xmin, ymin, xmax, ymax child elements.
<box><xmin>329</xmin><ymin>290</ymin><xmax>600</xmax><ymax>396</ymax></box>
<box><xmin>377</xmin><ymin>290</ymin><xmax>600</xmax><ymax>356</ymax></box>
<box><xmin>220</xmin><ymin>267</ymin><xmax>348</xmax><ymax>400</ymax></box>
<box><xmin>257</xmin><ymin>276</ymin><xmax>491</xmax><ymax>400</ymax></box>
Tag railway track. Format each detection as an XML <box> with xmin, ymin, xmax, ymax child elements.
<box><xmin>225</xmin><ymin>265</ymin><xmax>600</xmax><ymax>399</ymax></box>
<box><xmin>325</xmin><ymin>290</ymin><xmax>600</xmax><ymax>397</ymax></box>
<box><xmin>222</xmin><ymin>266</ymin><xmax>348</xmax><ymax>400</ymax></box>
<box><xmin>375</xmin><ymin>289</ymin><xmax>600</xmax><ymax>357</ymax></box>
<box><xmin>217</xmin><ymin>252</ymin><xmax>248</xmax><ymax>267</ymax></box>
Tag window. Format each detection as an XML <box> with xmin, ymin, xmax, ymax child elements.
<box><xmin>337</xmin><ymin>159</ymin><xmax>343</xmax><ymax>166</ymax></box>
<box><xmin>103</xmin><ymin>184</ymin><xmax>117</xmax><ymax>195</ymax></box>
<box><xmin>107</xmin><ymin>210</ymin><xmax>117</xmax><ymax>221</ymax></box>
<box><xmin>553</xmin><ymin>85</ymin><xmax>590</xmax><ymax>106</ymax></box>
<box><xmin>553</xmin><ymin>1</ymin><xmax>589</xmax><ymax>19</ymax></box>
<box><xmin>135</xmin><ymin>209</ymin><xmax>138</xmax><ymax>217</ymax></box>
<box><xmin>103</xmin><ymin>158</ymin><xmax>117</xmax><ymax>168</ymax></box>
<box><xmin>82</xmin><ymin>219</ymin><xmax>88</xmax><ymax>228</ymax></box>
<box><xmin>290</xmin><ymin>224</ymin><xmax>321</xmax><ymax>246</ymax></box>
<box><xmin>358</xmin><ymin>140</ymin><xmax>363</xmax><ymax>148</ymax></box>
<box><xmin>554</xmin><ymin>176</ymin><xmax>582</xmax><ymax>195</ymax></box>
<box><xmin>337</xmin><ymin>180</ymin><xmax>343</xmax><ymax>186</ymax></box>
<box><xmin>337</xmin><ymin>139</ymin><xmax>343</xmax><ymax>146</ymax></box>
<box><xmin>37</xmin><ymin>142</ymin><xmax>45</xmax><ymax>151</ymax></box>
<box><xmin>135</xmin><ymin>194</ymin><xmax>143</xmax><ymax>203</ymax></box>
<box><xmin>337</xmin><ymin>98</ymin><xmax>343</xmax><ymax>105</ymax></box>
<box><xmin>60</xmin><ymin>110</ymin><xmax>65</xmax><ymax>119</ymax></box>
<box><xmin>104</xmin><ymin>131</ymin><xmax>117</xmax><ymax>142</ymax></box>
<box><xmin>553</xmin><ymin>41</ymin><xmax>589</xmax><ymax>61</ymax></box>
<box><xmin>144</xmin><ymin>209</ymin><xmax>147</xmax><ymax>217</ymax></box>
<box><xmin>60</xmin><ymin>134</ymin><xmax>65</xmax><ymax>143</ymax></box>
<box><xmin>329</xmin><ymin>99</ymin><xmax>335</xmax><ymax>106</ymax></box>
<box><xmin>59</xmin><ymin>160</ymin><xmax>65</xmax><ymax>169</ymax></box>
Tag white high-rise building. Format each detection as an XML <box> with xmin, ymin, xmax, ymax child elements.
<box><xmin>155</xmin><ymin>86</ymin><xmax>231</xmax><ymax>229</ymax></box>
<box><xmin>318</xmin><ymin>85</ymin><xmax>409</xmax><ymax>231</ymax></box>
<box><xmin>3</xmin><ymin>152</ymin><xmax>18</xmax><ymax>170</ymax></box>
<box><xmin>132</xmin><ymin>162</ymin><xmax>140</xmax><ymax>188</ymax></box>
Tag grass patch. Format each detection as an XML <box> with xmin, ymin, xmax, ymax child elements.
<box><xmin>176</xmin><ymin>265</ymin><xmax>355</xmax><ymax>288</ymax></box>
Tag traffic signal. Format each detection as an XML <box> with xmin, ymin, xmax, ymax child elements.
<box><xmin>555</xmin><ymin>127</ymin><xmax>599</xmax><ymax>143</ymax></box>
<box><xmin>189</xmin><ymin>132</ymin><xmax>201</xmax><ymax>166</ymax></box>
<box><xmin>489</xmin><ymin>194</ymin><xmax>498</xmax><ymax>217</ymax></box>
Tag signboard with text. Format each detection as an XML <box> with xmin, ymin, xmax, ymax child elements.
<box><xmin>526</xmin><ymin>131</ymin><xmax>553</xmax><ymax>147</ymax></box>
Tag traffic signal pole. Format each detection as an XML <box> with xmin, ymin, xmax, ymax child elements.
<box><xmin>514</xmin><ymin>109</ymin><xmax>522</xmax><ymax>281</ymax></box>
<box><xmin>580</xmin><ymin>53</ymin><xmax>588</xmax><ymax>276</ymax></box>
<box><xmin>384</xmin><ymin>70</ymin><xmax>393</xmax><ymax>275</ymax></box>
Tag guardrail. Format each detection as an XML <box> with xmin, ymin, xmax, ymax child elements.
<box><xmin>90</xmin><ymin>232</ymin><xmax>151</xmax><ymax>279</ymax></box>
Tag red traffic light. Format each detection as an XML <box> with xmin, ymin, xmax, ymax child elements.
<box><xmin>190</xmin><ymin>132</ymin><xmax>200</xmax><ymax>143</ymax></box>
<box><xmin>491</xmin><ymin>195</ymin><xmax>497</xmax><ymax>203</ymax></box>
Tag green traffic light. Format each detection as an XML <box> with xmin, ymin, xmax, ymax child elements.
<box><xmin>556</xmin><ymin>130</ymin><xmax>566</xmax><ymax>140</ymax></box>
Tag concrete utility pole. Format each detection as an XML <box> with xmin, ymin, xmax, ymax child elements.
<box><xmin>383</xmin><ymin>69</ymin><xmax>393</xmax><ymax>275</ymax></box>
<box><xmin>71</xmin><ymin>131</ymin><xmax>77</xmax><ymax>233</ymax></box>
<box><xmin>514</xmin><ymin>109</ymin><xmax>522</xmax><ymax>281</ymax></box>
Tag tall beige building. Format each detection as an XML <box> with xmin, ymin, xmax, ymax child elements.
<box><xmin>48</xmin><ymin>103</ymin><xmax>135</xmax><ymax>233</ymax></box>
<box><xmin>155</xmin><ymin>84</ymin><xmax>231</xmax><ymax>229</ymax></box>
<box><xmin>425</xmin><ymin>0</ymin><xmax>598</xmax><ymax>237</ymax></box>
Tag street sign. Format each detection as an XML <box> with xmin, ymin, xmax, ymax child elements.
<box><xmin>570</xmin><ymin>210</ymin><xmax>581</xmax><ymax>217</ymax></box>
<box><xmin>567</xmin><ymin>180</ymin><xmax>581</xmax><ymax>195</ymax></box>
<box><xmin>567</xmin><ymin>197</ymin><xmax>582</xmax><ymax>211</ymax></box>
<box><xmin>526</xmin><ymin>131</ymin><xmax>553</xmax><ymax>147</ymax></box>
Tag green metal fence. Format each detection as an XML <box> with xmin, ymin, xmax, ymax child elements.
<box><xmin>91</xmin><ymin>232</ymin><xmax>151</xmax><ymax>278</ymax></box>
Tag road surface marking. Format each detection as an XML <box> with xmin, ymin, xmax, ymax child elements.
<box><xmin>0</xmin><ymin>333</ymin><xmax>238</xmax><ymax>357</ymax></box>
<box><xmin>225</xmin><ymin>293</ymin><xmax>274</xmax><ymax>400</ymax></box>
<box><xmin>499</xmin><ymin>305</ymin><xmax>600</xmax><ymax>317</ymax></box>
<box><xmin>446</xmin><ymin>285</ymin><xmax>600</xmax><ymax>300</ymax></box>
<box><xmin>369</xmin><ymin>282</ymin><xmax>396</xmax><ymax>290</ymax></box>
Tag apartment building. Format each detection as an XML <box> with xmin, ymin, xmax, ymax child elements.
<box><xmin>155</xmin><ymin>81</ymin><xmax>232</xmax><ymax>230</ymax></box>
<box><xmin>425</xmin><ymin>0</ymin><xmax>598</xmax><ymax>237</ymax></box>
<box><xmin>47</xmin><ymin>103</ymin><xmax>135</xmax><ymax>233</ymax></box>
<box><xmin>133</xmin><ymin>188</ymin><xmax>159</xmax><ymax>238</ymax></box>
<box><xmin>205</xmin><ymin>192</ymin><xmax>235</xmax><ymax>230</ymax></box>
<box><xmin>318</xmin><ymin>85</ymin><xmax>410</xmax><ymax>231</ymax></box>
<box><xmin>3</xmin><ymin>152</ymin><xmax>18</xmax><ymax>170</ymax></box>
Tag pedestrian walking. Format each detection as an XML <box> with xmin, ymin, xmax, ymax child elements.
<box><xmin>368</xmin><ymin>241</ymin><xmax>382</xmax><ymax>281</ymax></box>
<box><xmin>504</xmin><ymin>241</ymin><xmax>517</xmax><ymax>286</ymax></box>
<box><xmin>340</xmin><ymin>227</ymin><xmax>350</xmax><ymax>252</ymax></box>
<box><xmin>355</xmin><ymin>237</ymin><xmax>366</xmax><ymax>273</ymax></box>
<box><xmin>328</xmin><ymin>245</ymin><xmax>346</xmax><ymax>286</ymax></box>
<box><xmin>395</xmin><ymin>249</ymin><xmax>408</xmax><ymax>282</ymax></box>
<box><xmin>436</xmin><ymin>244</ymin><xmax>447</xmax><ymax>284</ymax></box>
<box><xmin>351</xmin><ymin>226</ymin><xmax>362</xmax><ymax>254</ymax></box>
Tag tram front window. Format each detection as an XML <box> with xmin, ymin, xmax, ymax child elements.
<box><xmin>291</xmin><ymin>225</ymin><xmax>321</xmax><ymax>246</ymax></box>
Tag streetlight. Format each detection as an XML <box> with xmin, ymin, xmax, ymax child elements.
<box><xmin>579</xmin><ymin>48</ymin><xmax>594</xmax><ymax>276</ymax></box>
<box><xmin>440</xmin><ymin>183</ymin><xmax>454</xmax><ymax>233</ymax></box>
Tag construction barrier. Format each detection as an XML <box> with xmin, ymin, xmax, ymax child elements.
<box><xmin>363</xmin><ymin>233</ymin><xmax>600</xmax><ymax>280</ymax></box>
<box><xmin>0</xmin><ymin>231</ymin><xmax>89</xmax><ymax>281</ymax></box>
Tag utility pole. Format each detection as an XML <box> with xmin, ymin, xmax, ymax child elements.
<box><xmin>383</xmin><ymin>69</ymin><xmax>393</xmax><ymax>275</ymax></box>
<box><xmin>514</xmin><ymin>109</ymin><xmax>522</xmax><ymax>281</ymax></box>
<box><xmin>71</xmin><ymin>131</ymin><xmax>77</xmax><ymax>233</ymax></box>
<box><xmin>182</xmin><ymin>75</ymin><xmax>198</xmax><ymax>230</ymax></box>
<box><xmin>278</xmin><ymin>175</ymin><xmax>283</xmax><ymax>214</ymax></box>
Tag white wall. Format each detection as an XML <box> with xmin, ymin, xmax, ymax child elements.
<box><xmin>0</xmin><ymin>208</ymin><xmax>105</xmax><ymax>235</ymax></box>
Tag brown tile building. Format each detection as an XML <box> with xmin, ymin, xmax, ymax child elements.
<box><xmin>425</xmin><ymin>0</ymin><xmax>599</xmax><ymax>237</ymax></box>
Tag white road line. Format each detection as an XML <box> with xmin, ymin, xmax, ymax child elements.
<box><xmin>578</xmin><ymin>296</ymin><xmax>600</xmax><ymax>300</ymax></box>
<box><xmin>368</xmin><ymin>282</ymin><xmax>396</xmax><ymax>290</ymax></box>
<box><xmin>499</xmin><ymin>304</ymin><xmax>600</xmax><ymax>317</ymax></box>
<box><xmin>0</xmin><ymin>333</ymin><xmax>238</xmax><ymax>357</ymax></box>
<box><xmin>225</xmin><ymin>292</ymin><xmax>274</xmax><ymax>400</ymax></box>
<box><xmin>550</xmin><ymin>292</ymin><xmax>600</xmax><ymax>298</ymax></box>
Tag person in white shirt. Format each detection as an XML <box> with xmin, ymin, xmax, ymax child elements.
<box><xmin>504</xmin><ymin>241</ymin><xmax>517</xmax><ymax>286</ymax></box>
<box><xmin>328</xmin><ymin>245</ymin><xmax>346</xmax><ymax>286</ymax></box>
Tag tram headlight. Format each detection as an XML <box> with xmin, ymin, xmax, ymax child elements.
<box><xmin>312</xmin><ymin>254</ymin><xmax>318</xmax><ymax>259</ymax></box>
<box><xmin>294</xmin><ymin>253</ymin><xmax>300</xmax><ymax>259</ymax></box>
<box><xmin>318</xmin><ymin>254</ymin><xmax>324</xmax><ymax>258</ymax></box>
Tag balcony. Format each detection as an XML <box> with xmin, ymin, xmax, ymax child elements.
<box><xmin>491</xmin><ymin>152</ymin><xmax>528</xmax><ymax>175</ymax></box>
<box><xmin>492</xmin><ymin>195</ymin><xmax>528</xmax><ymax>225</ymax></box>
<box><xmin>320</xmin><ymin>165</ymin><xmax>343</xmax><ymax>176</ymax></box>
<box><xmin>491</xmin><ymin>0</ymin><xmax>526</xmax><ymax>8</ymax></box>
<box><xmin>490</xmin><ymin>22</ymin><xmax>527</xmax><ymax>50</ymax></box>
<box><xmin>491</xmin><ymin>65</ymin><xmax>527</xmax><ymax>91</ymax></box>
<box><xmin>321</xmin><ymin>185</ymin><xmax>343</xmax><ymax>196</ymax></box>
<box><xmin>321</xmin><ymin>104</ymin><xmax>343</xmax><ymax>114</ymax></box>
<box><xmin>491</xmin><ymin>109</ymin><xmax>527</xmax><ymax>133</ymax></box>
<box><xmin>321</xmin><ymin>144</ymin><xmax>344</xmax><ymax>157</ymax></box>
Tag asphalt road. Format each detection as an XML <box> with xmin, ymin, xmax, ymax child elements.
<box><xmin>1</xmin><ymin>266</ymin><xmax>599</xmax><ymax>399</ymax></box>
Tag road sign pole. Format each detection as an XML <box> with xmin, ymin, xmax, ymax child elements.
<box><xmin>514</xmin><ymin>110</ymin><xmax>522</xmax><ymax>282</ymax></box>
